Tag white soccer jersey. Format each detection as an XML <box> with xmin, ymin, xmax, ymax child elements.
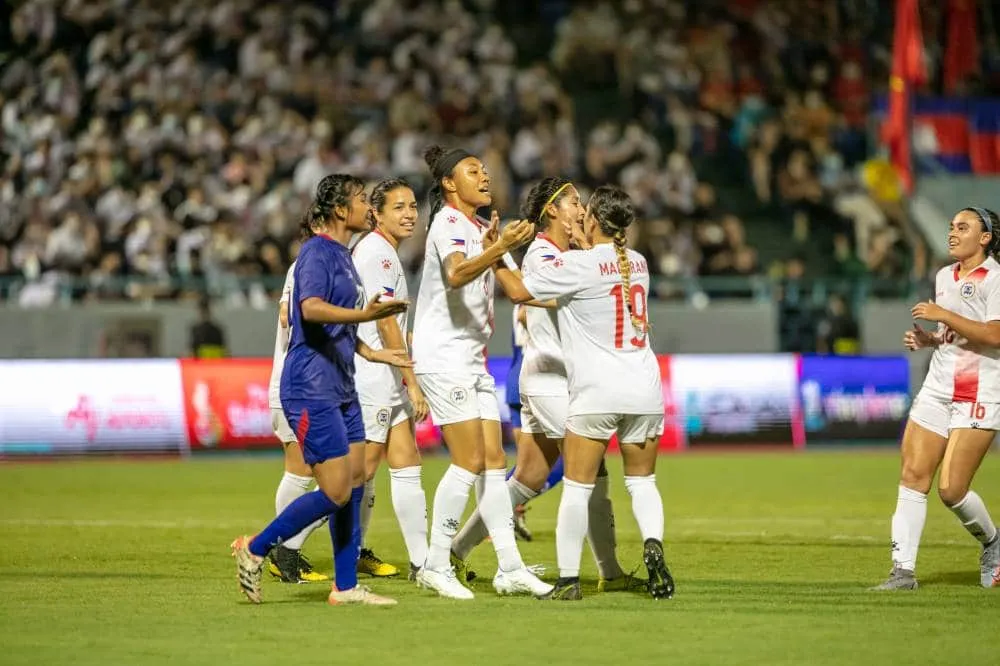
<box><xmin>353</xmin><ymin>230</ymin><xmax>409</xmax><ymax>406</ymax></box>
<box><xmin>522</xmin><ymin>244</ymin><xmax>663</xmax><ymax>416</ymax></box>
<box><xmin>267</xmin><ymin>263</ymin><xmax>295</xmax><ymax>409</ymax></box>
<box><xmin>519</xmin><ymin>235</ymin><xmax>569</xmax><ymax>397</ymax></box>
<box><xmin>921</xmin><ymin>257</ymin><xmax>1000</xmax><ymax>403</ymax></box>
<box><xmin>412</xmin><ymin>205</ymin><xmax>495</xmax><ymax>374</ymax></box>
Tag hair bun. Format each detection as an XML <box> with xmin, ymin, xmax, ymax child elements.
<box><xmin>423</xmin><ymin>145</ymin><xmax>446</xmax><ymax>169</ymax></box>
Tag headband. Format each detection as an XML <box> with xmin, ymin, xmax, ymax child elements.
<box><xmin>540</xmin><ymin>183</ymin><xmax>571</xmax><ymax>222</ymax></box>
<box><xmin>968</xmin><ymin>206</ymin><xmax>993</xmax><ymax>234</ymax></box>
<box><xmin>432</xmin><ymin>148</ymin><xmax>474</xmax><ymax>180</ymax></box>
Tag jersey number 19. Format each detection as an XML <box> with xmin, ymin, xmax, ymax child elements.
<box><xmin>610</xmin><ymin>283</ymin><xmax>648</xmax><ymax>349</ymax></box>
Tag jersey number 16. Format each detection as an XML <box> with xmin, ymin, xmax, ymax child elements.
<box><xmin>610</xmin><ymin>283</ymin><xmax>648</xmax><ymax>349</ymax></box>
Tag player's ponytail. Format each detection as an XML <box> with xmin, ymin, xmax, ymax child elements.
<box><xmin>591</xmin><ymin>185</ymin><xmax>647</xmax><ymax>338</ymax></box>
<box><xmin>521</xmin><ymin>177</ymin><xmax>572</xmax><ymax>230</ymax></box>
<box><xmin>300</xmin><ymin>173</ymin><xmax>365</xmax><ymax>239</ymax></box>
<box><xmin>424</xmin><ymin>144</ymin><xmax>473</xmax><ymax>228</ymax></box>
<box><xmin>964</xmin><ymin>206</ymin><xmax>1000</xmax><ymax>262</ymax></box>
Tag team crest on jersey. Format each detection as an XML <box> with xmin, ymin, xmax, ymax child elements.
<box><xmin>450</xmin><ymin>387</ymin><xmax>468</xmax><ymax>405</ymax></box>
<box><xmin>381</xmin><ymin>258</ymin><xmax>393</xmax><ymax>270</ymax></box>
<box><xmin>376</xmin><ymin>408</ymin><xmax>390</xmax><ymax>426</ymax></box>
<box><xmin>960</xmin><ymin>281</ymin><xmax>976</xmax><ymax>299</ymax></box>
<box><xmin>448</xmin><ymin>215</ymin><xmax>458</xmax><ymax>224</ymax></box>
<box><xmin>552</xmin><ymin>258</ymin><xmax>564</xmax><ymax>268</ymax></box>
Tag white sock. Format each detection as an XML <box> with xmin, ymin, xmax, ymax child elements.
<box><xmin>479</xmin><ymin>469</ymin><xmax>524</xmax><ymax>572</ymax></box>
<box><xmin>425</xmin><ymin>464</ymin><xmax>477</xmax><ymax>571</ymax></box>
<box><xmin>360</xmin><ymin>478</ymin><xmax>376</xmax><ymax>548</ymax></box>
<box><xmin>624</xmin><ymin>474</ymin><xmax>664</xmax><ymax>542</ymax></box>
<box><xmin>452</xmin><ymin>476</ymin><xmax>537</xmax><ymax>560</ymax></box>
<box><xmin>948</xmin><ymin>490</ymin><xmax>998</xmax><ymax>545</ymax></box>
<box><xmin>891</xmin><ymin>485</ymin><xmax>927</xmax><ymax>570</ymax></box>
<box><xmin>389</xmin><ymin>466</ymin><xmax>428</xmax><ymax>567</ymax></box>
<box><xmin>275</xmin><ymin>471</ymin><xmax>324</xmax><ymax>551</ymax></box>
<box><xmin>556</xmin><ymin>478</ymin><xmax>594</xmax><ymax>578</ymax></box>
<box><xmin>587</xmin><ymin>475</ymin><xmax>624</xmax><ymax>579</ymax></box>
<box><xmin>275</xmin><ymin>472</ymin><xmax>312</xmax><ymax>514</ymax></box>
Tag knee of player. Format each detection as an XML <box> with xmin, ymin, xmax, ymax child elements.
<box><xmin>322</xmin><ymin>485</ymin><xmax>352</xmax><ymax>507</ymax></box>
<box><xmin>937</xmin><ymin>484</ymin><xmax>968</xmax><ymax>507</ymax></box>
<box><xmin>898</xmin><ymin>464</ymin><xmax>934</xmax><ymax>492</ymax></box>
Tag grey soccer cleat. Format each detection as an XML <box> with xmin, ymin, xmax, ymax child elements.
<box><xmin>980</xmin><ymin>531</ymin><xmax>1000</xmax><ymax>588</ymax></box>
<box><xmin>870</xmin><ymin>564</ymin><xmax>918</xmax><ymax>590</ymax></box>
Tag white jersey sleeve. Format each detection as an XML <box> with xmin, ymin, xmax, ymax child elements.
<box><xmin>412</xmin><ymin>205</ymin><xmax>495</xmax><ymax>374</ymax></box>
<box><xmin>267</xmin><ymin>263</ymin><xmax>296</xmax><ymax>409</ymax></box>
<box><xmin>921</xmin><ymin>257</ymin><xmax>1000</xmax><ymax>403</ymax></box>
<box><xmin>519</xmin><ymin>236</ymin><xmax>569</xmax><ymax>397</ymax></box>
<box><xmin>523</xmin><ymin>244</ymin><xmax>662</xmax><ymax>417</ymax></box>
<box><xmin>353</xmin><ymin>232</ymin><xmax>408</xmax><ymax>406</ymax></box>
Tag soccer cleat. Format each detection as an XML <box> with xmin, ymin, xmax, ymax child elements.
<box><xmin>642</xmin><ymin>538</ymin><xmax>676</xmax><ymax>600</ymax></box>
<box><xmin>297</xmin><ymin>552</ymin><xmax>330</xmax><ymax>582</ymax></box>
<box><xmin>231</xmin><ymin>535</ymin><xmax>264</xmax><ymax>604</ymax></box>
<box><xmin>328</xmin><ymin>585</ymin><xmax>397</xmax><ymax>606</ymax></box>
<box><xmin>870</xmin><ymin>564</ymin><xmax>918</xmax><ymax>590</ymax></box>
<box><xmin>540</xmin><ymin>577</ymin><xmax>583</xmax><ymax>600</ymax></box>
<box><xmin>597</xmin><ymin>570</ymin><xmax>647</xmax><ymax>593</ymax></box>
<box><xmin>493</xmin><ymin>566</ymin><xmax>554</xmax><ymax>597</ymax></box>
<box><xmin>415</xmin><ymin>566</ymin><xmax>475</xmax><ymax>600</ymax></box>
<box><xmin>513</xmin><ymin>504</ymin><xmax>533</xmax><ymax>542</ymax></box>
<box><xmin>979</xmin><ymin>531</ymin><xmax>1000</xmax><ymax>588</ymax></box>
<box><xmin>450</xmin><ymin>551</ymin><xmax>477</xmax><ymax>583</ymax></box>
<box><xmin>357</xmin><ymin>548</ymin><xmax>399</xmax><ymax>577</ymax></box>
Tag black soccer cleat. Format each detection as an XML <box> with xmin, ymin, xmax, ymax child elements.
<box><xmin>539</xmin><ymin>576</ymin><xmax>583</xmax><ymax>601</ymax></box>
<box><xmin>642</xmin><ymin>538</ymin><xmax>675</xmax><ymax>600</ymax></box>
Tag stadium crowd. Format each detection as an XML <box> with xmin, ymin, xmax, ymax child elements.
<box><xmin>1</xmin><ymin>0</ymin><xmax>995</xmax><ymax>310</ymax></box>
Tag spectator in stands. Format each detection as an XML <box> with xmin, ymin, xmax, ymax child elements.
<box><xmin>815</xmin><ymin>293</ymin><xmax>861</xmax><ymax>355</ymax></box>
<box><xmin>189</xmin><ymin>297</ymin><xmax>228</xmax><ymax>359</ymax></box>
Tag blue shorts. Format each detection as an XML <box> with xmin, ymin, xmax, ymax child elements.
<box><xmin>282</xmin><ymin>398</ymin><xmax>365</xmax><ymax>466</ymax></box>
<box><xmin>508</xmin><ymin>403</ymin><xmax>522</xmax><ymax>429</ymax></box>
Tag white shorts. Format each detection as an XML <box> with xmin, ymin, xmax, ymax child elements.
<box><xmin>566</xmin><ymin>413</ymin><xmax>664</xmax><ymax>444</ymax></box>
<box><xmin>909</xmin><ymin>390</ymin><xmax>1000</xmax><ymax>438</ymax></box>
<box><xmin>417</xmin><ymin>372</ymin><xmax>500</xmax><ymax>425</ymax></box>
<box><xmin>361</xmin><ymin>402</ymin><xmax>413</xmax><ymax>444</ymax></box>
<box><xmin>521</xmin><ymin>394</ymin><xmax>567</xmax><ymax>439</ymax></box>
<box><xmin>271</xmin><ymin>407</ymin><xmax>296</xmax><ymax>444</ymax></box>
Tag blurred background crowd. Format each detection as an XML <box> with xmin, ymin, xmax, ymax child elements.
<box><xmin>2</xmin><ymin>0</ymin><xmax>999</xmax><ymax>350</ymax></box>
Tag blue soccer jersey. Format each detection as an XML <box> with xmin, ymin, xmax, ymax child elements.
<box><xmin>281</xmin><ymin>234</ymin><xmax>365</xmax><ymax>404</ymax></box>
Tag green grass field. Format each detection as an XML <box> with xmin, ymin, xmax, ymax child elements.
<box><xmin>1</xmin><ymin>450</ymin><xmax>997</xmax><ymax>666</ymax></box>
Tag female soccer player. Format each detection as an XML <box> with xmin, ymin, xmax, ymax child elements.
<box><xmin>352</xmin><ymin>178</ymin><xmax>432</xmax><ymax>579</ymax></box>
<box><xmin>452</xmin><ymin>177</ymin><xmax>637</xmax><ymax>592</ymax></box>
<box><xmin>411</xmin><ymin>144</ymin><xmax>551</xmax><ymax>599</ymax></box>
<box><xmin>498</xmin><ymin>184</ymin><xmax>675</xmax><ymax>601</ymax></box>
<box><xmin>231</xmin><ymin>174</ymin><xmax>412</xmax><ymax>606</ymax></box>
<box><xmin>265</xmin><ymin>260</ymin><xmax>328</xmax><ymax>584</ymax></box>
<box><xmin>873</xmin><ymin>206</ymin><xmax>1000</xmax><ymax>590</ymax></box>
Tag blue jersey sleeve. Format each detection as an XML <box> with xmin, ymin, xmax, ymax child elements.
<box><xmin>296</xmin><ymin>247</ymin><xmax>334</xmax><ymax>304</ymax></box>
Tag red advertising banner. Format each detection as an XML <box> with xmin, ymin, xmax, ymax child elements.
<box><xmin>178</xmin><ymin>358</ymin><xmax>274</xmax><ymax>450</ymax></box>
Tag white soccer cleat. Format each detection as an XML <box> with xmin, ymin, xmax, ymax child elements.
<box><xmin>493</xmin><ymin>566</ymin><xmax>554</xmax><ymax>597</ymax></box>
<box><xmin>416</xmin><ymin>566</ymin><xmax>475</xmax><ymax>600</ymax></box>
<box><xmin>328</xmin><ymin>585</ymin><xmax>397</xmax><ymax>606</ymax></box>
<box><xmin>981</xmin><ymin>531</ymin><xmax>1000</xmax><ymax>588</ymax></box>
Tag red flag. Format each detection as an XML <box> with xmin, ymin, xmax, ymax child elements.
<box><xmin>882</xmin><ymin>0</ymin><xmax>927</xmax><ymax>193</ymax></box>
<box><xmin>943</xmin><ymin>0</ymin><xmax>980</xmax><ymax>94</ymax></box>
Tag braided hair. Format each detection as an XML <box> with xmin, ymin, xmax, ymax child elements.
<box><xmin>521</xmin><ymin>177</ymin><xmax>572</xmax><ymax>230</ymax></box>
<box><xmin>590</xmin><ymin>185</ymin><xmax>646</xmax><ymax>337</ymax></box>
<box><xmin>962</xmin><ymin>206</ymin><xmax>1000</xmax><ymax>261</ymax></box>
<box><xmin>299</xmin><ymin>173</ymin><xmax>365</xmax><ymax>239</ymax></box>
<box><xmin>424</xmin><ymin>144</ymin><xmax>474</xmax><ymax>227</ymax></box>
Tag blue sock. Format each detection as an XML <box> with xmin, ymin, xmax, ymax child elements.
<box><xmin>330</xmin><ymin>485</ymin><xmax>364</xmax><ymax>591</ymax></box>
<box><xmin>249</xmin><ymin>490</ymin><xmax>338</xmax><ymax>557</ymax></box>
<box><xmin>541</xmin><ymin>457</ymin><xmax>564</xmax><ymax>493</ymax></box>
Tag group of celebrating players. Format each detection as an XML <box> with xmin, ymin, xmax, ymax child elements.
<box><xmin>230</xmin><ymin>141</ymin><xmax>999</xmax><ymax>606</ymax></box>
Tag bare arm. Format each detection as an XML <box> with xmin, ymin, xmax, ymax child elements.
<box><xmin>444</xmin><ymin>245</ymin><xmax>509</xmax><ymax>289</ymax></box>
<box><xmin>278</xmin><ymin>301</ymin><xmax>289</xmax><ymax>329</ymax></box>
<box><xmin>301</xmin><ymin>297</ymin><xmax>374</xmax><ymax>324</ymax></box>
<box><xmin>376</xmin><ymin>316</ymin><xmax>419</xmax><ymax>389</ymax></box>
<box><xmin>939</xmin><ymin>312</ymin><xmax>1000</xmax><ymax>347</ymax></box>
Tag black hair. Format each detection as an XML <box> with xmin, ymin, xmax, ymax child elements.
<box><xmin>299</xmin><ymin>173</ymin><xmax>365</xmax><ymax>239</ymax></box>
<box><xmin>521</xmin><ymin>177</ymin><xmax>572</xmax><ymax>231</ymax></box>
<box><xmin>363</xmin><ymin>177</ymin><xmax>413</xmax><ymax>234</ymax></box>
<box><xmin>424</xmin><ymin>144</ymin><xmax>474</xmax><ymax>226</ymax></box>
<box><xmin>589</xmin><ymin>185</ymin><xmax>644</xmax><ymax>335</ymax></box>
<box><xmin>961</xmin><ymin>206</ymin><xmax>1000</xmax><ymax>261</ymax></box>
